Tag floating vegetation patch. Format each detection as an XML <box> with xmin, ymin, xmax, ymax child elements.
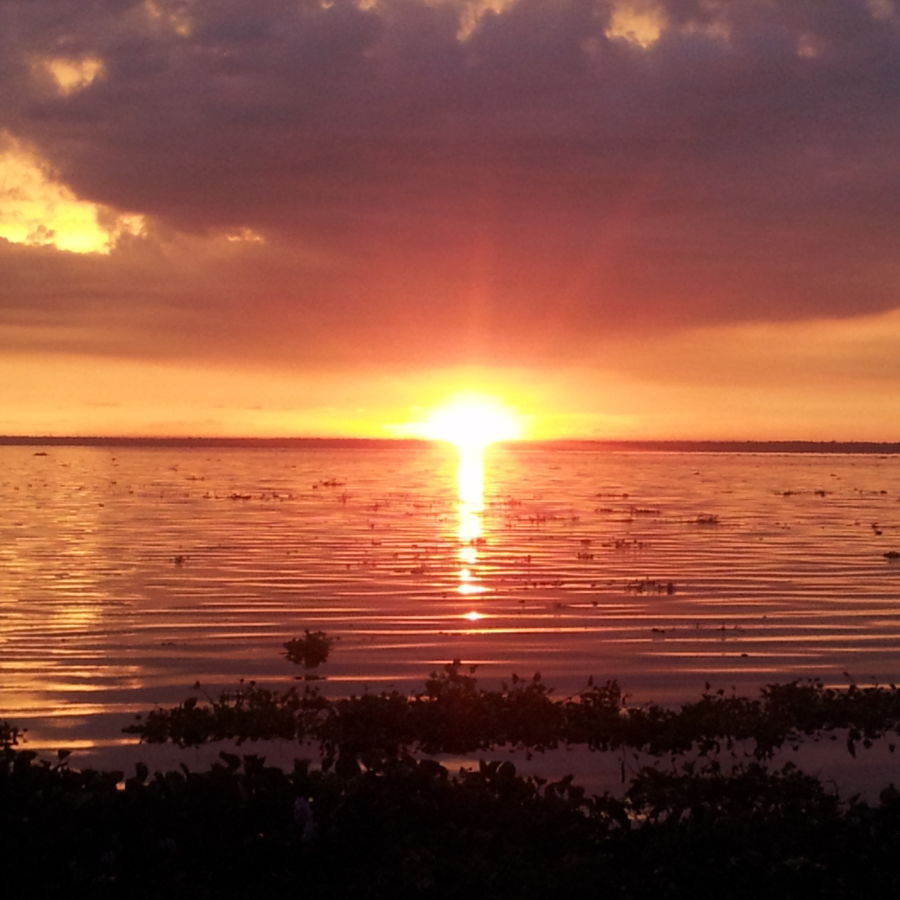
<box><xmin>624</xmin><ymin>578</ymin><xmax>675</xmax><ymax>594</ymax></box>
<box><xmin>283</xmin><ymin>630</ymin><xmax>334</xmax><ymax>670</ymax></box>
<box><xmin>125</xmin><ymin>661</ymin><xmax>900</xmax><ymax>764</ymax></box>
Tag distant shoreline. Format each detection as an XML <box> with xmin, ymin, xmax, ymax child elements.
<box><xmin>3</xmin><ymin>436</ymin><xmax>900</xmax><ymax>454</ymax></box>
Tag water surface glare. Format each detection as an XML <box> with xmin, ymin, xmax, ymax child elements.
<box><xmin>3</xmin><ymin>443</ymin><xmax>900</xmax><ymax>755</ymax></box>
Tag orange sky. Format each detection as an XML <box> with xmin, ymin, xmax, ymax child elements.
<box><xmin>2</xmin><ymin>0</ymin><xmax>900</xmax><ymax>440</ymax></box>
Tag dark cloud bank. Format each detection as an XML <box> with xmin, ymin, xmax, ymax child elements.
<box><xmin>1</xmin><ymin>0</ymin><xmax>899</xmax><ymax>368</ymax></box>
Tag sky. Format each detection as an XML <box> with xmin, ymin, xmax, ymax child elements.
<box><xmin>1</xmin><ymin>0</ymin><xmax>899</xmax><ymax>440</ymax></box>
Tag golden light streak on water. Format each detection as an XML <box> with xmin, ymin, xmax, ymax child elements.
<box><xmin>456</xmin><ymin>445</ymin><xmax>488</xmax><ymax>595</ymax></box>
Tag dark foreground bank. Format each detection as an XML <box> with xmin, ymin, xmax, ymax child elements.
<box><xmin>6</xmin><ymin>664</ymin><xmax>900</xmax><ymax>898</ymax></box>
<box><xmin>4</xmin><ymin>721</ymin><xmax>900</xmax><ymax>899</ymax></box>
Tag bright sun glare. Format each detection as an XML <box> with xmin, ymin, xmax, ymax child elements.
<box><xmin>417</xmin><ymin>394</ymin><xmax>524</xmax><ymax>451</ymax></box>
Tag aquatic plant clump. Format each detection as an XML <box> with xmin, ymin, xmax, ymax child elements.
<box><xmin>283</xmin><ymin>630</ymin><xmax>334</xmax><ymax>669</ymax></box>
<box><xmin>1</xmin><ymin>721</ymin><xmax>25</xmax><ymax>751</ymax></box>
<box><xmin>125</xmin><ymin>662</ymin><xmax>900</xmax><ymax>765</ymax></box>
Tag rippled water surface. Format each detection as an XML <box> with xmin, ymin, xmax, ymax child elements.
<box><xmin>3</xmin><ymin>443</ymin><xmax>900</xmax><ymax>757</ymax></box>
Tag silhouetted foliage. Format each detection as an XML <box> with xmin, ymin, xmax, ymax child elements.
<box><xmin>126</xmin><ymin>662</ymin><xmax>900</xmax><ymax>767</ymax></box>
<box><xmin>283</xmin><ymin>630</ymin><xmax>333</xmax><ymax>669</ymax></box>
<box><xmin>4</xmin><ymin>732</ymin><xmax>900</xmax><ymax>898</ymax></box>
<box><xmin>13</xmin><ymin>644</ymin><xmax>900</xmax><ymax>896</ymax></box>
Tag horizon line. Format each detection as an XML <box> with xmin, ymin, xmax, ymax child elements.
<box><xmin>4</xmin><ymin>435</ymin><xmax>900</xmax><ymax>453</ymax></box>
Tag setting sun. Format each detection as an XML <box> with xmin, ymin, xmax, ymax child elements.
<box><xmin>415</xmin><ymin>394</ymin><xmax>524</xmax><ymax>451</ymax></box>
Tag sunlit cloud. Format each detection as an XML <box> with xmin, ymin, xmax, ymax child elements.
<box><xmin>605</xmin><ymin>1</ymin><xmax>665</xmax><ymax>48</ymax></box>
<box><xmin>39</xmin><ymin>56</ymin><xmax>104</xmax><ymax>96</ymax></box>
<box><xmin>679</xmin><ymin>16</ymin><xmax>731</xmax><ymax>44</ymax></box>
<box><xmin>866</xmin><ymin>0</ymin><xmax>897</xmax><ymax>23</ymax></box>
<box><xmin>0</xmin><ymin>138</ymin><xmax>145</xmax><ymax>254</ymax></box>
<box><xmin>143</xmin><ymin>0</ymin><xmax>193</xmax><ymax>37</ymax></box>
<box><xmin>456</xmin><ymin>0</ymin><xmax>517</xmax><ymax>40</ymax></box>
<box><xmin>224</xmin><ymin>227</ymin><xmax>266</xmax><ymax>244</ymax></box>
<box><xmin>796</xmin><ymin>34</ymin><xmax>827</xmax><ymax>59</ymax></box>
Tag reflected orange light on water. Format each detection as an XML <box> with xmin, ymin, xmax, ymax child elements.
<box><xmin>456</xmin><ymin>445</ymin><xmax>488</xmax><ymax>595</ymax></box>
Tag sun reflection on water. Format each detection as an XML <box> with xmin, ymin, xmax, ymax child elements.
<box><xmin>456</xmin><ymin>445</ymin><xmax>489</xmax><ymax>596</ymax></box>
<box><xmin>404</xmin><ymin>392</ymin><xmax>523</xmax><ymax>600</ymax></box>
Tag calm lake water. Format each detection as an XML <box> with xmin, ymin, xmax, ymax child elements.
<box><xmin>3</xmin><ymin>442</ymin><xmax>900</xmax><ymax>776</ymax></box>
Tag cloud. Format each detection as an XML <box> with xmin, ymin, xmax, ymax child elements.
<box><xmin>0</xmin><ymin>134</ymin><xmax>145</xmax><ymax>253</ymax></box>
<box><xmin>1</xmin><ymin>0</ymin><xmax>899</xmax><ymax>373</ymax></box>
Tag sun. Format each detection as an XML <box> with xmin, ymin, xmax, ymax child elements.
<box><xmin>416</xmin><ymin>393</ymin><xmax>524</xmax><ymax>451</ymax></box>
